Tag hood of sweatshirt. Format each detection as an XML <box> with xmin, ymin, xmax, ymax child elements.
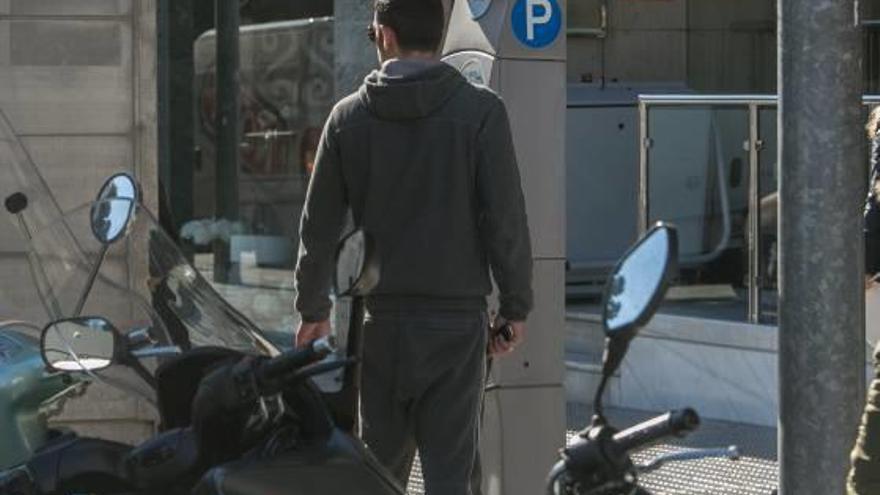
<box><xmin>359</xmin><ymin>59</ymin><xmax>467</xmax><ymax>121</ymax></box>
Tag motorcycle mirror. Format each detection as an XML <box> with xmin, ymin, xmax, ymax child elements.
<box><xmin>601</xmin><ymin>223</ymin><xmax>678</xmax><ymax>342</ymax></box>
<box><xmin>334</xmin><ymin>229</ymin><xmax>380</xmax><ymax>297</ymax></box>
<box><xmin>592</xmin><ymin>223</ymin><xmax>678</xmax><ymax>425</ymax></box>
<box><xmin>40</xmin><ymin>317</ymin><xmax>119</xmax><ymax>372</ymax></box>
<box><xmin>96</xmin><ymin>172</ymin><xmax>139</xmax><ymax>203</ymax></box>
<box><xmin>90</xmin><ymin>173</ymin><xmax>138</xmax><ymax>244</ymax></box>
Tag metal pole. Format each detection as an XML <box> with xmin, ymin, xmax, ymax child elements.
<box><xmin>158</xmin><ymin>0</ymin><xmax>195</xmax><ymax>242</ymax></box>
<box><xmin>748</xmin><ymin>104</ymin><xmax>760</xmax><ymax>323</ymax></box>
<box><xmin>778</xmin><ymin>0</ymin><xmax>865</xmax><ymax>492</ymax></box>
<box><xmin>213</xmin><ymin>0</ymin><xmax>240</xmax><ymax>283</ymax></box>
<box><xmin>333</xmin><ymin>0</ymin><xmax>376</xmax><ymax>99</ymax></box>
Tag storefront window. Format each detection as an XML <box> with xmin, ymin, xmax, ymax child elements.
<box><xmin>158</xmin><ymin>3</ymin><xmax>333</xmax><ymax>350</ymax></box>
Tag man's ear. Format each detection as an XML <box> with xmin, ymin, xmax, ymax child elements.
<box><xmin>380</xmin><ymin>25</ymin><xmax>399</xmax><ymax>56</ymax></box>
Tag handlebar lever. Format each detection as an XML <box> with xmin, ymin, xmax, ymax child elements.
<box><xmin>256</xmin><ymin>336</ymin><xmax>336</xmax><ymax>391</ymax></box>
<box><xmin>288</xmin><ymin>357</ymin><xmax>357</xmax><ymax>383</ymax></box>
<box><xmin>635</xmin><ymin>445</ymin><xmax>740</xmax><ymax>473</ymax></box>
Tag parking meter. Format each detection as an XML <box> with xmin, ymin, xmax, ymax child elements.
<box><xmin>442</xmin><ymin>2</ymin><xmax>567</xmax><ymax>494</ymax></box>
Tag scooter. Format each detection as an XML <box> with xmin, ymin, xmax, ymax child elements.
<box><xmin>545</xmin><ymin>224</ymin><xmax>739</xmax><ymax>495</ymax></box>
<box><xmin>0</xmin><ymin>185</ymin><xmax>403</xmax><ymax>494</ymax></box>
<box><xmin>0</xmin><ymin>320</ymin><xmax>86</xmax><ymax>470</ymax></box>
<box><xmin>0</xmin><ymin>106</ymin><xmax>141</xmax><ymax>471</ymax></box>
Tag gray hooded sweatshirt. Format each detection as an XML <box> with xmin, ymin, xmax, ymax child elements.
<box><xmin>295</xmin><ymin>60</ymin><xmax>533</xmax><ymax>322</ymax></box>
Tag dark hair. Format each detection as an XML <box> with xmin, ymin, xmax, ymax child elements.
<box><xmin>374</xmin><ymin>0</ymin><xmax>445</xmax><ymax>53</ymax></box>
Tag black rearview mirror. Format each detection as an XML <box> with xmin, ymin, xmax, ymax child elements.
<box><xmin>334</xmin><ymin>229</ymin><xmax>380</xmax><ymax>297</ymax></box>
<box><xmin>41</xmin><ymin>317</ymin><xmax>119</xmax><ymax>372</ymax></box>
<box><xmin>592</xmin><ymin>223</ymin><xmax>678</xmax><ymax>425</ymax></box>
<box><xmin>602</xmin><ymin>223</ymin><xmax>678</xmax><ymax>341</ymax></box>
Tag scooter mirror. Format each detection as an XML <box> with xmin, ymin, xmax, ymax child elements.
<box><xmin>602</xmin><ymin>223</ymin><xmax>678</xmax><ymax>341</ymax></box>
<box><xmin>334</xmin><ymin>229</ymin><xmax>380</xmax><ymax>297</ymax></box>
<box><xmin>95</xmin><ymin>172</ymin><xmax>139</xmax><ymax>203</ymax></box>
<box><xmin>90</xmin><ymin>173</ymin><xmax>138</xmax><ymax>244</ymax></box>
<box><xmin>90</xmin><ymin>198</ymin><xmax>135</xmax><ymax>244</ymax></box>
<box><xmin>40</xmin><ymin>317</ymin><xmax>119</xmax><ymax>372</ymax></box>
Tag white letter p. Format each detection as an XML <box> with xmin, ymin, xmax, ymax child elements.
<box><xmin>526</xmin><ymin>0</ymin><xmax>552</xmax><ymax>41</ymax></box>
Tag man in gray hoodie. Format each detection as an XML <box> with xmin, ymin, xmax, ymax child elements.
<box><xmin>294</xmin><ymin>0</ymin><xmax>533</xmax><ymax>493</ymax></box>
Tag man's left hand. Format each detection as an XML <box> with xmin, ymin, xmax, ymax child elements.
<box><xmin>488</xmin><ymin>320</ymin><xmax>526</xmax><ymax>357</ymax></box>
<box><xmin>296</xmin><ymin>320</ymin><xmax>332</xmax><ymax>348</ymax></box>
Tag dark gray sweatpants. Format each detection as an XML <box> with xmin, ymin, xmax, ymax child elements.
<box><xmin>361</xmin><ymin>308</ymin><xmax>487</xmax><ymax>495</ymax></box>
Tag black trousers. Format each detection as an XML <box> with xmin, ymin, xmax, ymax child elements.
<box><xmin>361</xmin><ymin>307</ymin><xmax>487</xmax><ymax>495</ymax></box>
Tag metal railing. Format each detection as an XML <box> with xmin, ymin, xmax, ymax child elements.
<box><xmin>638</xmin><ymin>94</ymin><xmax>879</xmax><ymax>323</ymax></box>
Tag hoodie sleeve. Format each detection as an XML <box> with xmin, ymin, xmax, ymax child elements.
<box><xmin>295</xmin><ymin>118</ymin><xmax>348</xmax><ymax>322</ymax></box>
<box><xmin>476</xmin><ymin>97</ymin><xmax>534</xmax><ymax>321</ymax></box>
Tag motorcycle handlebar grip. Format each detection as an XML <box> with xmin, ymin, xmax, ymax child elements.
<box><xmin>257</xmin><ymin>336</ymin><xmax>335</xmax><ymax>385</ymax></box>
<box><xmin>612</xmin><ymin>408</ymin><xmax>700</xmax><ymax>453</ymax></box>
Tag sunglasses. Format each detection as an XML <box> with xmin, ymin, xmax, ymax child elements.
<box><xmin>367</xmin><ymin>24</ymin><xmax>377</xmax><ymax>43</ymax></box>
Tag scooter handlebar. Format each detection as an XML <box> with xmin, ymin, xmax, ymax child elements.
<box><xmin>256</xmin><ymin>336</ymin><xmax>336</xmax><ymax>387</ymax></box>
<box><xmin>612</xmin><ymin>408</ymin><xmax>700</xmax><ymax>453</ymax></box>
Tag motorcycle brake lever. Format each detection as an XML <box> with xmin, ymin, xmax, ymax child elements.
<box><xmin>635</xmin><ymin>445</ymin><xmax>740</xmax><ymax>473</ymax></box>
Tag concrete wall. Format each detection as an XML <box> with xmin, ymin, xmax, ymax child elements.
<box><xmin>567</xmin><ymin>0</ymin><xmax>775</xmax><ymax>92</ymax></box>
<box><xmin>565</xmin><ymin>311</ymin><xmax>874</xmax><ymax>428</ymax></box>
<box><xmin>0</xmin><ymin>0</ymin><xmax>158</xmax><ymax>442</ymax></box>
<box><xmin>687</xmin><ymin>0</ymin><xmax>775</xmax><ymax>91</ymax></box>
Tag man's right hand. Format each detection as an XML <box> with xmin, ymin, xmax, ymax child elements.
<box><xmin>296</xmin><ymin>320</ymin><xmax>332</xmax><ymax>348</ymax></box>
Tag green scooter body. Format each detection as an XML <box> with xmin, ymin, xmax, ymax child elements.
<box><xmin>0</xmin><ymin>326</ymin><xmax>73</xmax><ymax>470</ymax></box>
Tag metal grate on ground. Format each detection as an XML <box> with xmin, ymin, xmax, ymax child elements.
<box><xmin>406</xmin><ymin>405</ymin><xmax>779</xmax><ymax>494</ymax></box>
<box><xmin>568</xmin><ymin>404</ymin><xmax>779</xmax><ymax>495</ymax></box>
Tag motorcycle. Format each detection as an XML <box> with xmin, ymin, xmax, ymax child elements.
<box><xmin>546</xmin><ymin>223</ymin><xmax>739</xmax><ymax>495</ymax></box>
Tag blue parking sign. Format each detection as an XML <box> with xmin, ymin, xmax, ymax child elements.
<box><xmin>511</xmin><ymin>0</ymin><xmax>562</xmax><ymax>49</ymax></box>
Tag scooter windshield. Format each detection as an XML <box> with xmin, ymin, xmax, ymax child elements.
<box><xmin>0</xmin><ymin>111</ymin><xmax>64</xmax><ymax>234</ymax></box>
<box><xmin>26</xmin><ymin>199</ymin><xmax>279</xmax><ymax>401</ymax></box>
<box><xmin>0</xmin><ymin>110</ymin><xmax>72</xmax><ymax>330</ymax></box>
